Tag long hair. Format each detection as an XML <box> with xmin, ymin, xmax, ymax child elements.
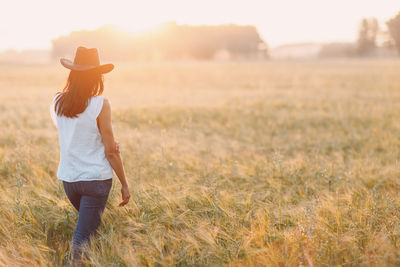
<box><xmin>55</xmin><ymin>70</ymin><xmax>104</xmax><ymax>118</ymax></box>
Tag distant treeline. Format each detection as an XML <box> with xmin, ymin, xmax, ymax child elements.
<box><xmin>52</xmin><ymin>22</ymin><xmax>268</xmax><ymax>61</ymax></box>
<box><xmin>319</xmin><ymin>14</ymin><xmax>400</xmax><ymax>58</ymax></box>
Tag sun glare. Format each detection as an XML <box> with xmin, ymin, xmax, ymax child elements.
<box><xmin>116</xmin><ymin>20</ymin><xmax>164</xmax><ymax>35</ymax></box>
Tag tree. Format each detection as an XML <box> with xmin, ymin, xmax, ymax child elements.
<box><xmin>51</xmin><ymin>23</ymin><xmax>268</xmax><ymax>61</ymax></box>
<box><xmin>387</xmin><ymin>12</ymin><xmax>400</xmax><ymax>54</ymax></box>
<box><xmin>357</xmin><ymin>18</ymin><xmax>379</xmax><ymax>56</ymax></box>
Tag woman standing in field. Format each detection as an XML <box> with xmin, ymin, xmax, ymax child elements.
<box><xmin>50</xmin><ymin>47</ymin><xmax>130</xmax><ymax>265</ymax></box>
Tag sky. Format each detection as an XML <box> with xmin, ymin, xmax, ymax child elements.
<box><xmin>0</xmin><ymin>0</ymin><xmax>399</xmax><ymax>51</ymax></box>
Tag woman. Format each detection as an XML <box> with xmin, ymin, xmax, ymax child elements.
<box><xmin>50</xmin><ymin>46</ymin><xmax>130</xmax><ymax>264</ymax></box>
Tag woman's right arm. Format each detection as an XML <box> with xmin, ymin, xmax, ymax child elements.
<box><xmin>98</xmin><ymin>98</ymin><xmax>131</xmax><ymax>206</ymax></box>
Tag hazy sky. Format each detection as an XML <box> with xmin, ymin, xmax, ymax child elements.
<box><xmin>0</xmin><ymin>0</ymin><xmax>399</xmax><ymax>51</ymax></box>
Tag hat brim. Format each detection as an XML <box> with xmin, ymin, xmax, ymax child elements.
<box><xmin>60</xmin><ymin>58</ymin><xmax>114</xmax><ymax>74</ymax></box>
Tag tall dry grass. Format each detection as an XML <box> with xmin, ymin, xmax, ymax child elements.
<box><xmin>0</xmin><ymin>60</ymin><xmax>399</xmax><ymax>266</ymax></box>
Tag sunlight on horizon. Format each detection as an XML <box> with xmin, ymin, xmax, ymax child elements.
<box><xmin>0</xmin><ymin>0</ymin><xmax>399</xmax><ymax>51</ymax></box>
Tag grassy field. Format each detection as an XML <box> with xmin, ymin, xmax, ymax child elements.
<box><xmin>0</xmin><ymin>60</ymin><xmax>400</xmax><ymax>266</ymax></box>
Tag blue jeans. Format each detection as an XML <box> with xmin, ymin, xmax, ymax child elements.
<box><xmin>63</xmin><ymin>179</ymin><xmax>112</xmax><ymax>262</ymax></box>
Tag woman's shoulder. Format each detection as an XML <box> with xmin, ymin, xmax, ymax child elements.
<box><xmin>52</xmin><ymin>92</ymin><xmax>62</xmax><ymax>102</ymax></box>
<box><xmin>51</xmin><ymin>92</ymin><xmax>63</xmax><ymax>111</ymax></box>
<box><xmin>50</xmin><ymin>92</ymin><xmax>62</xmax><ymax>127</ymax></box>
<box><xmin>90</xmin><ymin>96</ymin><xmax>110</xmax><ymax>118</ymax></box>
<box><xmin>92</xmin><ymin>96</ymin><xmax>111</xmax><ymax>107</ymax></box>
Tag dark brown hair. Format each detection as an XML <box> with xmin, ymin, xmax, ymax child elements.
<box><xmin>55</xmin><ymin>70</ymin><xmax>104</xmax><ymax>118</ymax></box>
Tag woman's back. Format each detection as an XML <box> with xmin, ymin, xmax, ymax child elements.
<box><xmin>51</xmin><ymin>93</ymin><xmax>113</xmax><ymax>182</ymax></box>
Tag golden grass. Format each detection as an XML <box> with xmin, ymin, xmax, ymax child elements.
<box><xmin>0</xmin><ymin>60</ymin><xmax>400</xmax><ymax>266</ymax></box>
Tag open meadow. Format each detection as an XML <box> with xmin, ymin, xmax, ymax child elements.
<box><xmin>0</xmin><ymin>60</ymin><xmax>400</xmax><ymax>266</ymax></box>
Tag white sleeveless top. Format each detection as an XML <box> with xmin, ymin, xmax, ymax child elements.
<box><xmin>50</xmin><ymin>93</ymin><xmax>114</xmax><ymax>182</ymax></box>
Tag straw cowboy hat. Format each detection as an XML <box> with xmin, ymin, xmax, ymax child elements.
<box><xmin>60</xmin><ymin>46</ymin><xmax>114</xmax><ymax>74</ymax></box>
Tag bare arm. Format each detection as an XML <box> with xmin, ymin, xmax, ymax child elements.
<box><xmin>98</xmin><ymin>98</ymin><xmax>130</xmax><ymax>206</ymax></box>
